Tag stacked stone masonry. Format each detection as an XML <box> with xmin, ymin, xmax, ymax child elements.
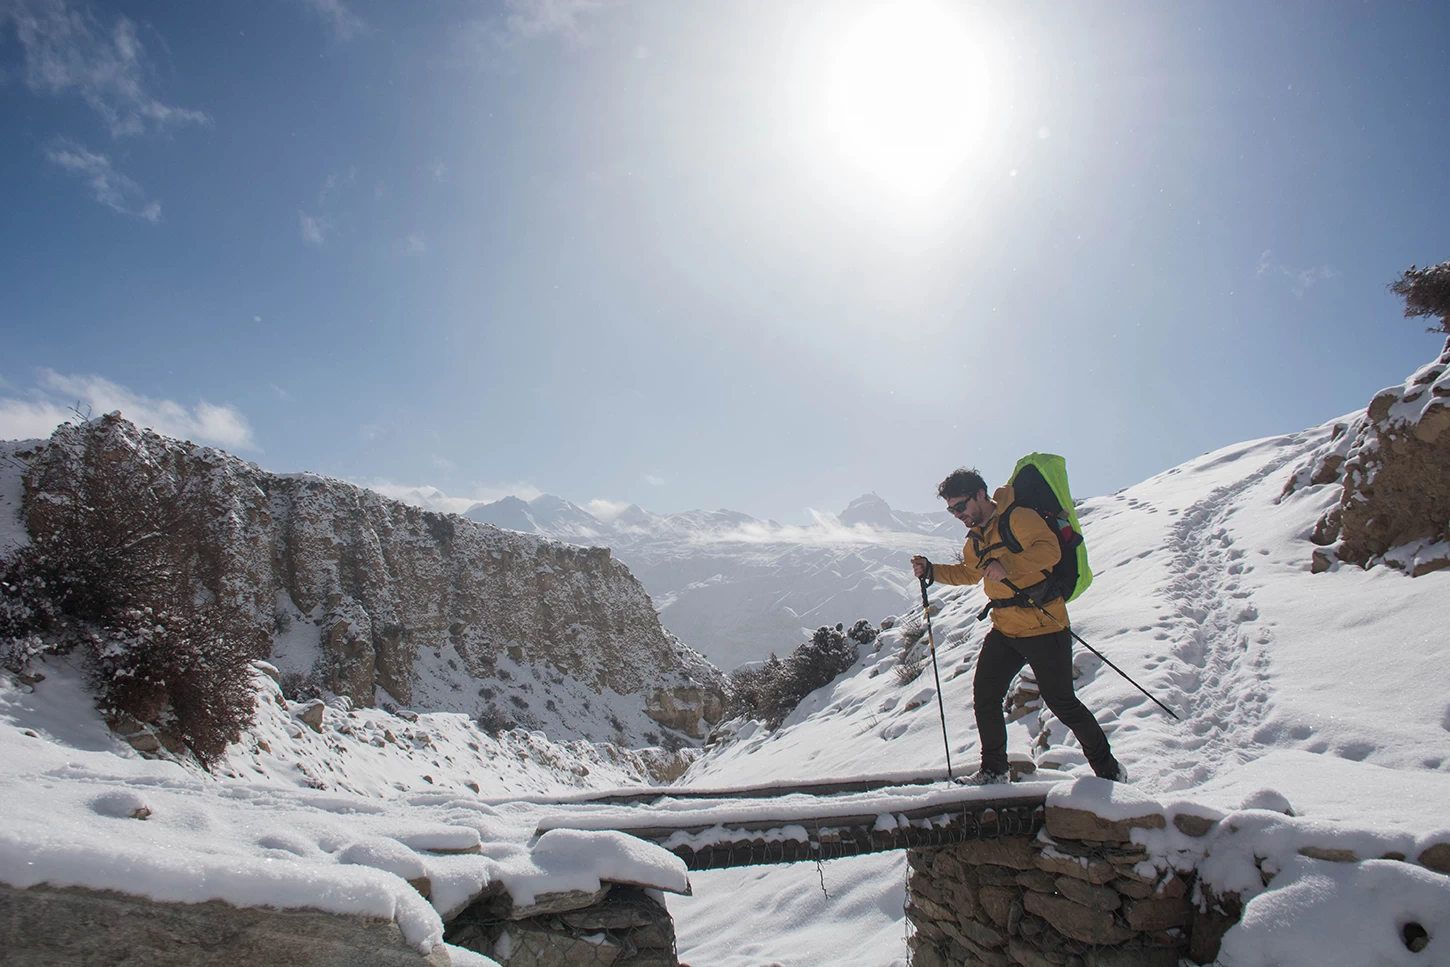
<box><xmin>445</xmin><ymin>883</ymin><xmax>678</xmax><ymax>967</ymax></box>
<box><xmin>907</xmin><ymin>803</ymin><xmax>1191</xmax><ymax>967</ymax></box>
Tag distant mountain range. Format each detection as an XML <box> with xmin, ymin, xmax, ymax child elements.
<box><xmin>459</xmin><ymin>492</ymin><xmax>964</xmax><ymax>671</ymax></box>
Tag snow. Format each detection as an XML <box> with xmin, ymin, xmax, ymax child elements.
<box><xmin>1217</xmin><ymin>856</ymin><xmax>1450</xmax><ymax>967</ymax></box>
<box><xmin>0</xmin><ymin>658</ymin><xmax>692</xmax><ymax>957</ymax></box>
<box><xmin>500</xmin><ymin>829</ymin><xmax>691</xmax><ymax>902</ymax></box>
<box><xmin>4</xmin><ymin>389</ymin><xmax>1450</xmax><ymax>966</ymax></box>
<box><xmin>1046</xmin><ymin>776</ymin><xmax>1163</xmax><ymax>821</ymax></box>
<box><xmin>666</xmin><ymin>419</ymin><xmax>1450</xmax><ymax>965</ymax></box>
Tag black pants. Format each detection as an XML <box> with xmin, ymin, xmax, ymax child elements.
<box><xmin>974</xmin><ymin>627</ymin><xmax>1118</xmax><ymax>778</ymax></box>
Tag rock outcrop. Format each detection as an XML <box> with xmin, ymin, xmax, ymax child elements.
<box><xmin>1283</xmin><ymin>338</ymin><xmax>1450</xmax><ymax>576</ymax></box>
<box><xmin>15</xmin><ymin>415</ymin><xmax>722</xmax><ymax>744</ymax></box>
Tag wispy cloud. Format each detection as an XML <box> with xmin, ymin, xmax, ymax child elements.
<box><xmin>299</xmin><ymin>168</ymin><xmax>354</xmax><ymax>245</ymax></box>
<box><xmin>293</xmin><ymin>0</ymin><xmax>366</xmax><ymax>41</ymax></box>
<box><xmin>644</xmin><ymin>474</ymin><xmax>666</xmax><ymax>487</ymax></box>
<box><xmin>44</xmin><ymin>140</ymin><xmax>160</xmax><ymax>221</ymax></box>
<box><xmin>269</xmin><ymin>384</ymin><xmax>294</xmax><ymax>402</ymax></box>
<box><xmin>1256</xmin><ymin>249</ymin><xmax>1335</xmax><ymax>298</ymax></box>
<box><xmin>0</xmin><ymin>369</ymin><xmax>258</xmax><ymax>450</ymax></box>
<box><xmin>318</xmin><ymin>166</ymin><xmax>357</xmax><ymax>206</ymax></box>
<box><xmin>0</xmin><ymin>397</ymin><xmax>74</xmax><ymax>441</ymax></box>
<box><xmin>3</xmin><ymin>0</ymin><xmax>209</xmax><ymax>137</ymax></box>
<box><xmin>504</xmin><ymin>0</ymin><xmax>605</xmax><ymax>40</ymax></box>
<box><xmin>585</xmin><ymin>498</ymin><xmax>630</xmax><ymax>521</ymax></box>
<box><xmin>396</xmin><ymin>233</ymin><xmax>427</xmax><ymax>256</ymax></box>
<box><xmin>299</xmin><ymin>211</ymin><xmax>329</xmax><ymax>245</ymax></box>
<box><xmin>683</xmin><ymin>510</ymin><xmax>910</xmax><ymax>548</ymax></box>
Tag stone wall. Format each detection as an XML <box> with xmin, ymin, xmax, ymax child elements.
<box><xmin>905</xmin><ymin>781</ymin><xmax>1450</xmax><ymax>967</ymax></box>
<box><xmin>0</xmin><ymin>882</ymin><xmax>452</xmax><ymax>967</ymax></box>
<box><xmin>444</xmin><ymin>883</ymin><xmax>678</xmax><ymax>967</ymax></box>
<box><xmin>906</xmin><ymin>806</ymin><xmax>1190</xmax><ymax>967</ymax></box>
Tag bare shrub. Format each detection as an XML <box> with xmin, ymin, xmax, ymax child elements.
<box><xmin>279</xmin><ymin>669</ymin><xmax>323</xmax><ymax>702</ymax></box>
<box><xmin>12</xmin><ymin>415</ymin><xmax>267</xmax><ymax>765</ymax></box>
<box><xmin>898</xmin><ymin>618</ymin><xmax>927</xmax><ymax>650</ymax></box>
<box><xmin>894</xmin><ymin>655</ymin><xmax>926</xmax><ymax>686</ymax></box>
<box><xmin>476</xmin><ymin>704</ymin><xmax>513</xmax><ymax>736</ymax></box>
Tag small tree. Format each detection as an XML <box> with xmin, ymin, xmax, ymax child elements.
<box><xmin>1389</xmin><ymin>261</ymin><xmax>1450</xmax><ymax>334</ymax></box>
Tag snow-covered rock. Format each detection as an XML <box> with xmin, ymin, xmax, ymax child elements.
<box><xmin>7</xmin><ymin>416</ymin><xmax>722</xmax><ymax>746</ymax></box>
<box><xmin>1287</xmin><ymin>336</ymin><xmax>1450</xmax><ymax>575</ymax></box>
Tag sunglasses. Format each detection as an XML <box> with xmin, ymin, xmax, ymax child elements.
<box><xmin>946</xmin><ymin>498</ymin><xmax>971</xmax><ymax>515</ymax></box>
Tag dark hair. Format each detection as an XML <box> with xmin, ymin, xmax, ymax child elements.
<box><xmin>937</xmin><ymin>468</ymin><xmax>987</xmax><ymax>501</ymax></box>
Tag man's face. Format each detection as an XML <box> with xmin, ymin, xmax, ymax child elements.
<box><xmin>945</xmin><ymin>489</ymin><xmax>990</xmax><ymax>529</ymax></box>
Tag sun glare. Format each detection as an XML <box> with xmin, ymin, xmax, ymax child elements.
<box><xmin>823</xmin><ymin>1</ymin><xmax>992</xmax><ymax>200</ymax></box>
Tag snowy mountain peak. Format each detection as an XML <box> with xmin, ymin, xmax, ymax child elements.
<box><xmin>838</xmin><ymin>492</ymin><xmax>898</xmax><ymax>530</ymax></box>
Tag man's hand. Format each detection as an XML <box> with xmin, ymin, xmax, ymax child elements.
<box><xmin>983</xmin><ymin>560</ymin><xmax>1008</xmax><ymax>584</ymax></box>
<box><xmin>911</xmin><ymin>556</ymin><xmax>931</xmax><ymax>580</ymax></box>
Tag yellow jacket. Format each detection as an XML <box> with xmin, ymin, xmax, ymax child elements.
<box><xmin>930</xmin><ymin>485</ymin><xmax>1069</xmax><ymax>637</ymax></box>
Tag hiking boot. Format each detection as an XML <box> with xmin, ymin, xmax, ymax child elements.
<box><xmin>954</xmin><ymin>767</ymin><xmax>1010</xmax><ymax>786</ymax></box>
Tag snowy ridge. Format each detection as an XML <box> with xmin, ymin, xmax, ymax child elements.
<box><xmin>669</xmin><ymin>419</ymin><xmax>1450</xmax><ymax>966</ymax></box>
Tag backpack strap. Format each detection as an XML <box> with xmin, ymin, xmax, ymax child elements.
<box><xmin>970</xmin><ymin>504</ymin><xmax>1020</xmax><ymax>564</ymax></box>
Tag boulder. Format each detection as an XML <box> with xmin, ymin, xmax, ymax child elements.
<box><xmin>298</xmin><ymin>700</ymin><xmax>326</xmax><ymax>733</ymax></box>
<box><xmin>1417</xmin><ymin>842</ymin><xmax>1450</xmax><ymax>874</ymax></box>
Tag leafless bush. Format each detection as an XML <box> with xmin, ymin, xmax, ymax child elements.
<box><xmin>10</xmin><ymin>415</ymin><xmax>266</xmax><ymax>765</ymax></box>
<box><xmin>898</xmin><ymin>618</ymin><xmax>927</xmax><ymax>650</ymax></box>
<box><xmin>476</xmin><ymin>704</ymin><xmax>513</xmax><ymax>736</ymax></box>
<box><xmin>279</xmin><ymin>669</ymin><xmax>323</xmax><ymax>702</ymax></box>
<box><xmin>894</xmin><ymin>655</ymin><xmax>926</xmax><ymax>686</ymax></box>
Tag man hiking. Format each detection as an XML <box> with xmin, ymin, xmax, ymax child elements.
<box><xmin>912</xmin><ymin>467</ymin><xmax>1126</xmax><ymax>786</ymax></box>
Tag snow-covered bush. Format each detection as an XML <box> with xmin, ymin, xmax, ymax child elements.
<box><xmin>12</xmin><ymin>414</ymin><xmax>266</xmax><ymax>764</ymax></box>
<box><xmin>1390</xmin><ymin>260</ymin><xmax>1450</xmax><ymax>333</ymax></box>
<box><xmin>0</xmin><ymin>547</ymin><xmax>61</xmax><ymax>670</ymax></box>
<box><xmin>725</xmin><ymin>623</ymin><xmax>863</xmax><ymax>728</ymax></box>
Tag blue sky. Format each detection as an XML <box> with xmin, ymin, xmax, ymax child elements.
<box><xmin>2</xmin><ymin>0</ymin><xmax>1447</xmax><ymax>522</ymax></box>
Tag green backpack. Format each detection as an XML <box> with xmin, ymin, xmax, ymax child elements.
<box><xmin>995</xmin><ymin>453</ymin><xmax>1094</xmax><ymax>604</ymax></box>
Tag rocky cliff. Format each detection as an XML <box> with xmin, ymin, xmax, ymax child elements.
<box><xmin>13</xmin><ymin>415</ymin><xmax>723</xmax><ymax>744</ymax></box>
<box><xmin>1283</xmin><ymin>337</ymin><xmax>1450</xmax><ymax>576</ymax></box>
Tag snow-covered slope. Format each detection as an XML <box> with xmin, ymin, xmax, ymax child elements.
<box><xmin>5</xmin><ymin>399</ymin><xmax>1449</xmax><ymax>967</ymax></box>
<box><xmin>669</xmin><ymin>419</ymin><xmax>1450</xmax><ymax>966</ymax></box>
<box><xmin>466</xmin><ymin>493</ymin><xmax>961</xmax><ymax>670</ymax></box>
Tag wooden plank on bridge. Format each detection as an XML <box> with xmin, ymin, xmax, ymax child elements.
<box><xmin>535</xmin><ymin>785</ymin><xmax>1051</xmax><ymax>871</ymax></box>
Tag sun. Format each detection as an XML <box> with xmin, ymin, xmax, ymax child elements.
<box><xmin>823</xmin><ymin>1</ymin><xmax>992</xmax><ymax>199</ymax></box>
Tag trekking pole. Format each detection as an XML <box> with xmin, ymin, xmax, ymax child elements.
<box><xmin>997</xmin><ymin>580</ymin><xmax>1181</xmax><ymax>721</ymax></box>
<box><xmin>918</xmin><ymin>576</ymin><xmax>955</xmax><ymax>781</ymax></box>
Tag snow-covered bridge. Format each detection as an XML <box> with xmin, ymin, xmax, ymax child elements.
<box><xmin>526</xmin><ymin>773</ymin><xmax>1052</xmax><ymax>870</ymax></box>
